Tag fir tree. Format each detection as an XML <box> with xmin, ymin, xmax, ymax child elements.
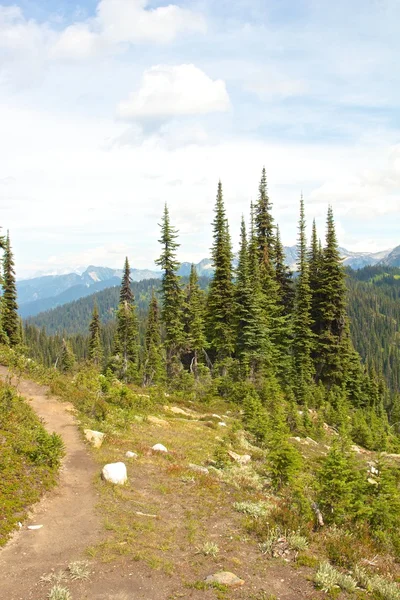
<box><xmin>120</xmin><ymin>257</ymin><xmax>135</xmax><ymax>304</ymax></box>
<box><xmin>315</xmin><ymin>207</ymin><xmax>352</xmax><ymax>387</ymax></box>
<box><xmin>88</xmin><ymin>301</ymin><xmax>103</xmax><ymax>366</ymax></box>
<box><xmin>292</xmin><ymin>196</ymin><xmax>314</xmax><ymax>401</ymax></box>
<box><xmin>155</xmin><ymin>204</ymin><xmax>184</xmax><ymax>375</ymax></box>
<box><xmin>308</xmin><ymin>219</ymin><xmax>322</xmax><ymax>329</ymax></box>
<box><xmin>275</xmin><ymin>225</ymin><xmax>294</xmax><ymax>314</ymax></box>
<box><xmin>114</xmin><ymin>258</ymin><xmax>139</xmax><ymax>380</ymax></box>
<box><xmin>234</xmin><ymin>217</ymin><xmax>268</xmax><ymax>378</ymax></box>
<box><xmin>206</xmin><ymin>182</ymin><xmax>234</xmax><ymax>364</ymax></box>
<box><xmin>254</xmin><ymin>167</ymin><xmax>275</xmax><ymax>264</ymax></box>
<box><xmin>143</xmin><ymin>290</ymin><xmax>163</xmax><ymax>386</ymax></box>
<box><xmin>2</xmin><ymin>232</ymin><xmax>19</xmax><ymax>346</ymax></box>
<box><xmin>184</xmin><ymin>265</ymin><xmax>206</xmax><ymax>376</ymax></box>
<box><xmin>59</xmin><ymin>338</ymin><xmax>75</xmax><ymax>373</ymax></box>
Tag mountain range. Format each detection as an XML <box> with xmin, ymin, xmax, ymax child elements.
<box><xmin>18</xmin><ymin>245</ymin><xmax>399</xmax><ymax>318</ymax></box>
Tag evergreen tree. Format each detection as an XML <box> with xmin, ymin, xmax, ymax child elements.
<box><xmin>88</xmin><ymin>301</ymin><xmax>103</xmax><ymax>366</ymax></box>
<box><xmin>275</xmin><ymin>225</ymin><xmax>294</xmax><ymax>314</ymax></box>
<box><xmin>155</xmin><ymin>204</ymin><xmax>184</xmax><ymax>375</ymax></box>
<box><xmin>184</xmin><ymin>265</ymin><xmax>206</xmax><ymax>376</ymax></box>
<box><xmin>254</xmin><ymin>167</ymin><xmax>275</xmax><ymax>264</ymax></box>
<box><xmin>143</xmin><ymin>290</ymin><xmax>163</xmax><ymax>386</ymax></box>
<box><xmin>308</xmin><ymin>219</ymin><xmax>322</xmax><ymax>330</ymax></box>
<box><xmin>315</xmin><ymin>207</ymin><xmax>352</xmax><ymax>387</ymax></box>
<box><xmin>235</xmin><ymin>217</ymin><xmax>267</xmax><ymax>378</ymax></box>
<box><xmin>114</xmin><ymin>258</ymin><xmax>139</xmax><ymax>380</ymax></box>
<box><xmin>59</xmin><ymin>338</ymin><xmax>75</xmax><ymax>373</ymax></box>
<box><xmin>120</xmin><ymin>257</ymin><xmax>135</xmax><ymax>304</ymax></box>
<box><xmin>2</xmin><ymin>232</ymin><xmax>19</xmax><ymax>346</ymax></box>
<box><xmin>292</xmin><ymin>196</ymin><xmax>314</xmax><ymax>401</ymax></box>
<box><xmin>206</xmin><ymin>182</ymin><xmax>234</xmax><ymax>363</ymax></box>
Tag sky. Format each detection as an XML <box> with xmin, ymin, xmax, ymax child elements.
<box><xmin>1</xmin><ymin>0</ymin><xmax>400</xmax><ymax>279</ymax></box>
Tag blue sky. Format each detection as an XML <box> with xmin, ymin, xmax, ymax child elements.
<box><xmin>0</xmin><ymin>0</ymin><xmax>399</xmax><ymax>278</ymax></box>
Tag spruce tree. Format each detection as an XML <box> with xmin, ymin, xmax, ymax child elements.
<box><xmin>143</xmin><ymin>290</ymin><xmax>163</xmax><ymax>386</ymax></box>
<box><xmin>235</xmin><ymin>217</ymin><xmax>266</xmax><ymax>378</ymax></box>
<box><xmin>315</xmin><ymin>207</ymin><xmax>352</xmax><ymax>387</ymax></box>
<box><xmin>254</xmin><ymin>167</ymin><xmax>275</xmax><ymax>265</ymax></box>
<box><xmin>59</xmin><ymin>338</ymin><xmax>75</xmax><ymax>373</ymax></box>
<box><xmin>275</xmin><ymin>225</ymin><xmax>294</xmax><ymax>314</ymax></box>
<box><xmin>88</xmin><ymin>301</ymin><xmax>103</xmax><ymax>366</ymax></box>
<box><xmin>206</xmin><ymin>182</ymin><xmax>234</xmax><ymax>364</ymax></box>
<box><xmin>155</xmin><ymin>204</ymin><xmax>184</xmax><ymax>375</ymax></box>
<box><xmin>2</xmin><ymin>232</ymin><xmax>19</xmax><ymax>346</ymax></box>
<box><xmin>113</xmin><ymin>258</ymin><xmax>139</xmax><ymax>380</ymax></box>
<box><xmin>120</xmin><ymin>257</ymin><xmax>135</xmax><ymax>304</ymax></box>
<box><xmin>184</xmin><ymin>265</ymin><xmax>206</xmax><ymax>376</ymax></box>
<box><xmin>292</xmin><ymin>196</ymin><xmax>314</xmax><ymax>401</ymax></box>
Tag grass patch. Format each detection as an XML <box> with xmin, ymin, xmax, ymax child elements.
<box><xmin>0</xmin><ymin>382</ymin><xmax>64</xmax><ymax>545</ymax></box>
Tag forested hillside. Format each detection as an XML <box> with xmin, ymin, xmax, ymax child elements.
<box><xmin>25</xmin><ymin>265</ymin><xmax>400</xmax><ymax>398</ymax></box>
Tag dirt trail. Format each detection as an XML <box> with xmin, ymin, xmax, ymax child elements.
<box><xmin>0</xmin><ymin>367</ymin><xmax>101</xmax><ymax>599</ymax></box>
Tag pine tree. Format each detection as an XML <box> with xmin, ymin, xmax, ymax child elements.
<box><xmin>2</xmin><ymin>232</ymin><xmax>19</xmax><ymax>346</ymax></box>
<box><xmin>88</xmin><ymin>301</ymin><xmax>103</xmax><ymax>366</ymax></box>
<box><xmin>114</xmin><ymin>258</ymin><xmax>139</xmax><ymax>381</ymax></box>
<box><xmin>315</xmin><ymin>207</ymin><xmax>352</xmax><ymax>387</ymax></box>
<box><xmin>308</xmin><ymin>219</ymin><xmax>322</xmax><ymax>329</ymax></box>
<box><xmin>235</xmin><ymin>217</ymin><xmax>267</xmax><ymax>378</ymax></box>
<box><xmin>292</xmin><ymin>196</ymin><xmax>314</xmax><ymax>401</ymax></box>
<box><xmin>184</xmin><ymin>265</ymin><xmax>206</xmax><ymax>376</ymax></box>
<box><xmin>143</xmin><ymin>290</ymin><xmax>163</xmax><ymax>386</ymax></box>
<box><xmin>120</xmin><ymin>257</ymin><xmax>135</xmax><ymax>304</ymax></box>
<box><xmin>275</xmin><ymin>225</ymin><xmax>294</xmax><ymax>314</ymax></box>
<box><xmin>206</xmin><ymin>182</ymin><xmax>234</xmax><ymax>364</ymax></box>
<box><xmin>59</xmin><ymin>338</ymin><xmax>75</xmax><ymax>373</ymax></box>
<box><xmin>254</xmin><ymin>167</ymin><xmax>275</xmax><ymax>264</ymax></box>
<box><xmin>155</xmin><ymin>204</ymin><xmax>184</xmax><ymax>375</ymax></box>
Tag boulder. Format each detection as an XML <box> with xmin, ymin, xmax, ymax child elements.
<box><xmin>205</xmin><ymin>572</ymin><xmax>244</xmax><ymax>588</ymax></box>
<box><xmin>102</xmin><ymin>462</ymin><xmax>127</xmax><ymax>485</ymax></box>
<box><xmin>152</xmin><ymin>443</ymin><xmax>168</xmax><ymax>453</ymax></box>
<box><xmin>228</xmin><ymin>451</ymin><xmax>251</xmax><ymax>465</ymax></box>
<box><xmin>188</xmin><ymin>463</ymin><xmax>209</xmax><ymax>475</ymax></box>
<box><xmin>126</xmin><ymin>451</ymin><xmax>138</xmax><ymax>459</ymax></box>
<box><xmin>84</xmin><ymin>429</ymin><xmax>105</xmax><ymax>449</ymax></box>
<box><xmin>218</xmin><ymin>422</ymin><xmax>227</xmax><ymax>427</ymax></box>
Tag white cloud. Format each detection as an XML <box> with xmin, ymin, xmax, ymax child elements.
<box><xmin>51</xmin><ymin>0</ymin><xmax>206</xmax><ymax>60</ymax></box>
<box><xmin>117</xmin><ymin>64</ymin><xmax>231</xmax><ymax>120</ymax></box>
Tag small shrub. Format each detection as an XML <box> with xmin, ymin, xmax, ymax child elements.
<box><xmin>233</xmin><ymin>501</ymin><xmax>271</xmax><ymax>519</ymax></box>
<box><xmin>287</xmin><ymin>531</ymin><xmax>308</xmax><ymax>552</ymax></box>
<box><xmin>336</xmin><ymin>572</ymin><xmax>357</xmax><ymax>593</ymax></box>
<box><xmin>48</xmin><ymin>585</ymin><xmax>72</xmax><ymax>600</ymax></box>
<box><xmin>315</xmin><ymin>562</ymin><xmax>339</xmax><ymax>593</ymax></box>
<box><xmin>198</xmin><ymin>541</ymin><xmax>219</xmax><ymax>557</ymax></box>
<box><xmin>68</xmin><ymin>561</ymin><xmax>90</xmax><ymax>581</ymax></box>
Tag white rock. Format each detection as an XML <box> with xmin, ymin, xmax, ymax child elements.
<box><xmin>126</xmin><ymin>451</ymin><xmax>138</xmax><ymax>459</ymax></box>
<box><xmin>228</xmin><ymin>451</ymin><xmax>251</xmax><ymax>465</ymax></box>
<box><xmin>189</xmin><ymin>463</ymin><xmax>209</xmax><ymax>474</ymax></box>
<box><xmin>218</xmin><ymin>422</ymin><xmax>227</xmax><ymax>427</ymax></box>
<box><xmin>152</xmin><ymin>443</ymin><xmax>168</xmax><ymax>453</ymax></box>
<box><xmin>27</xmin><ymin>525</ymin><xmax>43</xmax><ymax>530</ymax></box>
<box><xmin>84</xmin><ymin>429</ymin><xmax>105</xmax><ymax>449</ymax></box>
<box><xmin>102</xmin><ymin>462</ymin><xmax>127</xmax><ymax>485</ymax></box>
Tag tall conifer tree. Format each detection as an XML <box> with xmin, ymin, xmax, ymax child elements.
<box><xmin>235</xmin><ymin>217</ymin><xmax>267</xmax><ymax>378</ymax></box>
<box><xmin>206</xmin><ymin>182</ymin><xmax>234</xmax><ymax>363</ymax></box>
<box><xmin>143</xmin><ymin>290</ymin><xmax>163</xmax><ymax>386</ymax></box>
<box><xmin>156</xmin><ymin>204</ymin><xmax>184</xmax><ymax>375</ymax></box>
<box><xmin>184</xmin><ymin>265</ymin><xmax>206</xmax><ymax>376</ymax></box>
<box><xmin>314</xmin><ymin>207</ymin><xmax>352</xmax><ymax>386</ymax></box>
<box><xmin>2</xmin><ymin>232</ymin><xmax>19</xmax><ymax>346</ymax></box>
<box><xmin>114</xmin><ymin>257</ymin><xmax>139</xmax><ymax>380</ymax></box>
<box><xmin>255</xmin><ymin>167</ymin><xmax>275</xmax><ymax>265</ymax></box>
<box><xmin>292</xmin><ymin>196</ymin><xmax>314</xmax><ymax>401</ymax></box>
<box><xmin>88</xmin><ymin>301</ymin><xmax>103</xmax><ymax>366</ymax></box>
